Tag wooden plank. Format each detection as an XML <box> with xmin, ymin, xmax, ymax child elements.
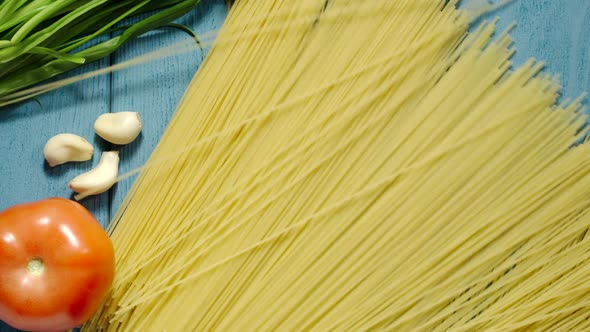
<box><xmin>480</xmin><ymin>0</ymin><xmax>590</xmax><ymax>98</ymax></box>
<box><xmin>109</xmin><ymin>1</ymin><xmax>229</xmax><ymax>217</ymax></box>
<box><xmin>0</xmin><ymin>59</ymin><xmax>111</xmax><ymax>223</ymax></box>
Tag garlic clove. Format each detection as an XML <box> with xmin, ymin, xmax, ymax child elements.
<box><xmin>43</xmin><ymin>133</ymin><xmax>94</xmax><ymax>167</ymax></box>
<box><xmin>69</xmin><ymin>151</ymin><xmax>119</xmax><ymax>200</ymax></box>
<box><xmin>94</xmin><ymin>112</ymin><xmax>142</xmax><ymax>145</ymax></box>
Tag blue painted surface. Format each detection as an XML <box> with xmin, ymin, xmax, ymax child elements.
<box><xmin>0</xmin><ymin>1</ymin><xmax>588</xmax><ymax>331</ymax></box>
<box><xmin>478</xmin><ymin>0</ymin><xmax>590</xmax><ymax>99</ymax></box>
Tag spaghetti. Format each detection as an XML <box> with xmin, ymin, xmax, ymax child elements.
<box><xmin>85</xmin><ymin>1</ymin><xmax>590</xmax><ymax>330</ymax></box>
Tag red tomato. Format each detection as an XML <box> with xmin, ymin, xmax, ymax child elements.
<box><xmin>0</xmin><ymin>198</ymin><xmax>115</xmax><ymax>332</ymax></box>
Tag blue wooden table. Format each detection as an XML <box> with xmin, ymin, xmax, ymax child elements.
<box><xmin>0</xmin><ymin>0</ymin><xmax>588</xmax><ymax>331</ymax></box>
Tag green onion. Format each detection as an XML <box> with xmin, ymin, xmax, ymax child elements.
<box><xmin>0</xmin><ymin>0</ymin><xmax>203</xmax><ymax>105</ymax></box>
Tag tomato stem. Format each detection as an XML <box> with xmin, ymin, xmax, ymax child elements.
<box><xmin>27</xmin><ymin>258</ymin><xmax>44</xmax><ymax>276</ymax></box>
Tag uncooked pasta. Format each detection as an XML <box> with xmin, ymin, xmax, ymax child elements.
<box><xmin>84</xmin><ymin>0</ymin><xmax>590</xmax><ymax>330</ymax></box>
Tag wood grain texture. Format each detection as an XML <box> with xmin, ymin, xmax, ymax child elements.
<box><xmin>0</xmin><ymin>49</ymin><xmax>111</xmax><ymax>223</ymax></box>
<box><xmin>0</xmin><ymin>1</ymin><xmax>588</xmax><ymax>331</ymax></box>
<box><xmin>481</xmin><ymin>0</ymin><xmax>590</xmax><ymax>99</ymax></box>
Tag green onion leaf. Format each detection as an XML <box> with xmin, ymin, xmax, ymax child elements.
<box><xmin>0</xmin><ymin>0</ymin><xmax>204</xmax><ymax>106</ymax></box>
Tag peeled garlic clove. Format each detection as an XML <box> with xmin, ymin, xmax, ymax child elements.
<box><xmin>94</xmin><ymin>112</ymin><xmax>142</xmax><ymax>145</ymax></box>
<box><xmin>43</xmin><ymin>133</ymin><xmax>94</xmax><ymax>167</ymax></box>
<box><xmin>69</xmin><ymin>151</ymin><xmax>119</xmax><ymax>200</ymax></box>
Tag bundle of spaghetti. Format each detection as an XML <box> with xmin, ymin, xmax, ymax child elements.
<box><xmin>85</xmin><ymin>0</ymin><xmax>590</xmax><ymax>331</ymax></box>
